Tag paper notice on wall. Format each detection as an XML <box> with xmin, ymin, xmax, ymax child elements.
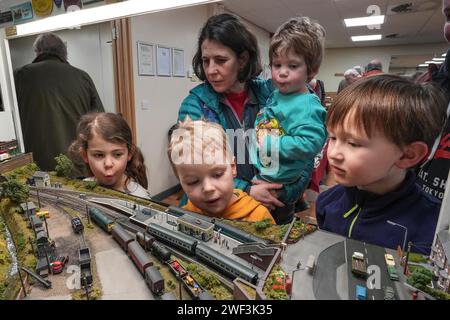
<box><xmin>64</xmin><ymin>0</ymin><xmax>82</xmax><ymax>11</ymax></box>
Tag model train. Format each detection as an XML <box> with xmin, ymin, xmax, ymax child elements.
<box><xmin>89</xmin><ymin>206</ymin><xmax>259</xmax><ymax>287</ymax></box>
<box><xmin>167</xmin><ymin>206</ymin><xmax>268</xmax><ymax>245</ymax></box>
<box><xmin>89</xmin><ymin>207</ymin><xmax>114</xmax><ymax>233</ymax></box>
<box><xmin>111</xmin><ymin>224</ymin><xmax>164</xmax><ymax>295</ymax></box>
<box><xmin>147</xmin><ymin>223</ymin><xmax>259</xmax><ymax>285</ymax></box>
<box><xmin>0</xmin><ymin>153</ymin><xmax>11</xmax><ymax>162</ymax></box>
<box><xmin>112</xmin><ymin>224</ymin><xmax>213</xmax><ymax>299</ymax></box>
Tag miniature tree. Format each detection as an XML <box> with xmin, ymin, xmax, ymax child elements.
<box><xmin>0</xmin><ymin>179</ymin><xmax>29</xmax><ymax>204</ymax></box>
<box><xmin>54</xmin><ymin>154</ymin><xmax>74</xmax><ymax>178</ymax></box>
<box><xmin>84</xmin><ymin>180</ymin><xmax>97</xmax><ymax>190</ymax></box>
<box><xmin>254</xmin><ymin>219</ymin><xmax>271</xmax><ymax>231</ymax></box>
<box><xmin>407</xmin><ymin>268</ymin><xmax>433</xmax><ymax>291</ymax></box>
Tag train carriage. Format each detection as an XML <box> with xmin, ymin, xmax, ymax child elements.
<box><xmin>145</xmin><ymin>266</ymin><xmax>164</xmax><ymax>294</ymax></box>
<box><xmin>195</xmin><ymin>243</ymin><xmax>258</xmax><ymax>285</ymax></box>
<box><xmin>128</xmin><ymin>241</ymin><xmax>153</xmax><ymax>275</ymax></box>
<box><xmin>89</xmin><ymin>207</ymin><xmax>114</xmax><ymax>233</ymax></box>
<box><xmin>112</xmin><ymin>224</ymin><xmax>134</xmax><ymax>252</ymax></box>
<box><xmin>136</xmin><ymin>231</ymin><xmax>155</xmax><ymax>251</ymax></box>
<box><xmin>150</xmin><ymin>241</ymin><xmax>171</xmax><ymax>262</ymax></box>
<box><xmin>147</xmin><ymin>223</ymin><xmax>197</xmax><ymax>255</ymax></box>
<box><xmin>214</xmin><ymin>220</ymin><xmax>267</xmax><ymax>244</ymax></box>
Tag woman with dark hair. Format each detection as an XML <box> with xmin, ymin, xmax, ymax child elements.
<box><xmin>178</xmin><ymin>13</ymin><xmax>286</xmax><ymax>217</ymax></box>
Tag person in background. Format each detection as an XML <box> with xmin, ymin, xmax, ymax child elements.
<box><xmin>415</xmin><ymin>0</ymin><xmax>450</xmax><ymax>202</ymax></box>
<box><xmin>168</xmin><ymin>117</ymin><xmax>275</xmax><ymax>224</ymax></box>
<box><xmin>337</xmin><ymin>68</ymin><xmax>362</xmax><ymax>94</ymax></box>
<box><xmin>316</xmin><ymin>75</ymin><xmax>447</xmax><ymax>253</ymax></box>
<box><xmin>14</xmin><ymin>33</ymin><xmax>104</xmax><ymax>171</ymax></box>
<box><xmin>353</xmin><ymin>65</ymin><xmax>363</xmax><ymax>76</ymax></box>
<box><xmin>309</xmin><ymin>77</ymin><xmax>326</xmax><ymax>106</ymax></box>
<box><xmin>68</xmin><ymin>112</ymin><xmax>150</xmax><ymax>199</ymax></box>
<box><xmin>178</xmin><ymin>13</ymin><xmax>285</xmax><ymax>212</ymax></box>
<box><xmin>363</xmin><ymin>59</ymin><xmax>383</xmax><ymax>77</ymax></box>
<box><xmin>251</xmin><ymin>16</ymin><xmax>327</xmax><ymax>224</ymax></box>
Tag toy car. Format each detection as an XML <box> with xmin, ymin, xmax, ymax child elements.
<box><xmin>50</xmin><ymin>255</ymin><xmax>69</xmax><ymax>274</ymax></box>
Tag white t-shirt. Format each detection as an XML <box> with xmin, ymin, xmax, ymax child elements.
<box><xmin>125</xmin><ymin>180</ymin><xmax>151</xmax><ymax>200</ymax></box>
<box><xmin>83</xmin><ymin>177</ymin><xmax>151</xmax><ymax>200</ymax></box>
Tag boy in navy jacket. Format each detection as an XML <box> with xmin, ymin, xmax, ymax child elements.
<box><xmin>316</xmin><ymin>74</ymin><xmax>447</xmax><ymax>254</ymax></box>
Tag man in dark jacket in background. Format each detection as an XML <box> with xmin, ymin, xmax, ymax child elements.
<box><xmin>14</xmin><ymin>33</ymin><xmax>104</xmax><ymax>171</ymax></box>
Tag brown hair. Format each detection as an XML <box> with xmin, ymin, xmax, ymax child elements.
<box><xmin>68</xmin><ymin>112</ymin><xmax>148</xmax><ymax>189</ymax></box>
<box><xmin>192</xmin><ymin>13</ymin><xmax>262</xmax><ymax>82</ymax></box>
<box><xmin>327</xmin><ymin>74</ymin><xmax>448</xmax><ymax>149</ymax></box>
<box><xmin>167</xmin><ymin>117</ymin><xmax>233</xmax><ymax>178</ymax></box>
<box><xmin>269</xmin><ymin>16</ymin><xmax>325</xmax><ymax>81</ymax></box>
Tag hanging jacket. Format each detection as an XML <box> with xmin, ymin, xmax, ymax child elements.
<box><xmin>316</xmin><ymin>171</ymin><xmax>441</xmax><ymax>254</ymax></box>
<box><xmin>178</xmin><ymin>78</ymin><xmax>274</xmax><ymax>192</ymax></box>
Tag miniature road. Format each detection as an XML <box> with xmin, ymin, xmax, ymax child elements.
<box><xmin>25</xmin><ymin>202</ymin><xmax>81</xmax><ymax>300</ymax></box>
<box><xmin>313</xmin><ymin>240</ymin><xmax>346</xmax><ymax>299</ymax></box>
<box><xmin>345</xmin><ymin>239</ymin><xmax>396</xmax><ymax>300</ymax></box>
<box><xmin>95</xmin><ymin>248</ymin><xmax>154</xmax><ymax>300</ymax></box>
<box><xmin>88</xmin><ymin>230</ymin><xmax>154</xmax><ymax>300</ymax></box>
<box><xmin>280</xmin><ymin>230</ymin><xmax>345</xmax><ymax>300</ymax></box>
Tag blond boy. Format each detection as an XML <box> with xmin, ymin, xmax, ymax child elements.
<box><xmin>169</xmin><ymin>118</ymin><xmax>275</xmax><ymax>224</ymax></box>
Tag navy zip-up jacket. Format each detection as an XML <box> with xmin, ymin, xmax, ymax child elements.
<box><xmin>316</xmin><ymin>171</ymin><xmax>441</xmax><ymax>254</ymax></box>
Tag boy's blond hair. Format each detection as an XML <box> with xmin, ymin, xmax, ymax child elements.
<box><xmin>269</xmin><ymin>16</ymin><xmax>325</xmax><ymax>80</ymax></box>
<box><xmin>327</xmin><ymin>74</ymin><xmax>447</xmax><ymax>150</ymax></box>
<box><xmin>168</xmin><ymin>117</ymin><xmax>233</xmax><ymax>177</ymax></box>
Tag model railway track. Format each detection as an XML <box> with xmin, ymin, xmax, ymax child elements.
<box><xmin>29</xmin><ymin>186</ymin><xmax>114</xmax><ymax>199</ymax></box>
<box><xmin>32</xmin><ymin>186</ymin><xmax>260</xmax><ymax>289</ymax></box>
<box><xmin>29</xmin><ymin>191</ymin><xmax>86</xmax><ymax>213</ymax></box>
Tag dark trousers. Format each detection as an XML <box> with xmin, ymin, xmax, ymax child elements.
<box><xmin>271</xmin><ymin>202</ymin><xmax>295</xmax><ymax>225</ymax></box>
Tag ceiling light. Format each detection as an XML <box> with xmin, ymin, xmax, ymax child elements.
<box><xmin>351</xmin><ymin>34</ymin><xmax>382</xmax><ymax>42</ymax></box>
<box><xmin>442</xmin><ymin>53</ymin><xmax>447</xmax><ymax>57</ymax></box>
<box><xmin>344</xmin><ymin>15</ymin><xmax>385</xmax><ymax>27</ymax></box>
<box><xmin>418</xmin><ymin>64</ymin><xmax>428</xmax><ymax>67</ymax></box>
<box><xmin>10</xmin><ymin>0</ymin><xmax>220</xmax><ymax>38</ymax></box>
<box><xmin>425</xmin><ymin>60</ymin><xmax>443</xmax><ymax>64</ymax></box>
<box><xmin>432</xmin><ymin>57</ymin><xmax>445</xmax><ymax>61</ymax></box>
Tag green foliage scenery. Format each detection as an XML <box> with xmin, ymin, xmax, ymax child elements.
<box><xmin>407</xmin><ymin>267</ymin><xmax>450</xmax><ymax>300</ymax></box>
<box><xmin>54</xmin><ymin>154</ymin><xmax>74</xmax><ymax>178</ymax></box>
<box><xmin>263</xmin><ymin>265</ymin><xmax>289</xmax><ymax>300</ymax></box>
<box><xmin>0</xmin><ymin>180</ymin><xmax>29</xmax><ymax>204</ymax></box>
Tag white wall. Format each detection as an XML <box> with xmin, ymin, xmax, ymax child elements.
<box><xmin>131</xmin><ymin>6</ymin><xmax>209</xmax><ymax>195</ymax></box>
<box><xmin>0</xmin><ymin>112</ymin><xmax>16</xmax><ymax>140</ymax></box>
<box><xmin>241</xmin><ymin>18</ymin><xmax>271</xmax><ymax>69</ymax></box>
<box><xmin>318</xmin><ymin>42</ymin><xmax>449</xmax><ymax>92</ymax></box>
<box><xmin>0</xmin><ymin>29</ymin><xmax>21</xmax><ymax>146</ymax></box>
<box><xmin>131</xmin><ymin>6</ymin><xmax>272</xmax><ymax>195</ymax></box>
<box><xmin>8</xmin><ymin>22</ymin><xmax>115</xmax><ymax>112</ymax></box>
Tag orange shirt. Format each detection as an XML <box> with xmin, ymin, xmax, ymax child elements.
<box><xmin>183</xmin><ymin>189</ymin><xmax>275</xmax><ymax>224</ymax></box>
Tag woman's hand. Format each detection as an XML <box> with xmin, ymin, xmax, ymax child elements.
<box><xmin>249</xmin><ymin>180</ymin><xmax>285</xmax><ymax>210</ymax></box>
